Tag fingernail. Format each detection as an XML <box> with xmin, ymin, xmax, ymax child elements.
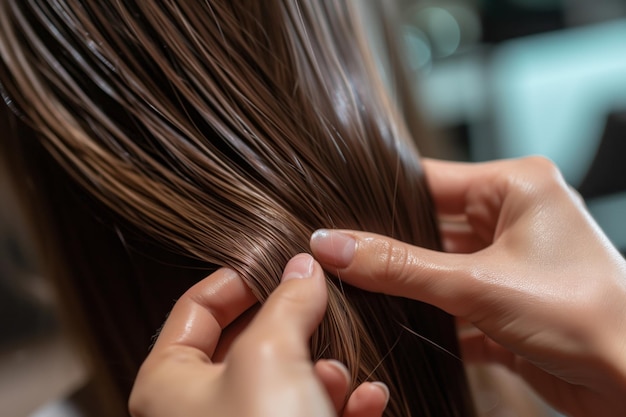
<box><xmin>326</xmin><ymin>359</ymin><xmax>351</xmax><ymax>384</ymax></box>
<box><xmin>282</xmin><ymin>253</ymin><xmax>315</xmax><ymax>281</ymax></box>
<box><xmin>310</xmin><ymin>229</ymin><xmax>356</xmax><ymax>268</ymax></box>
<box><xmin>372</xmin><ymin>381</ymin><xmax>390</xmax><ymax>406</ymax></box>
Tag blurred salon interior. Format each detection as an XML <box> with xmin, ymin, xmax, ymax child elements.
<box><xmin>1</xmin><ymin>0</ymin><xmax>625</xmax><ymax>416</ymax></box>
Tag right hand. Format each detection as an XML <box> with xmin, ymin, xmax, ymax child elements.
<box><xmin>310</xmin><ymin>157</ymin><xmax>626</xmax><ymax>417</ymax></box>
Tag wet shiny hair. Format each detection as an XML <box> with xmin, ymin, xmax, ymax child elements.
<box><xmin>0</xmin><ymin>1</ymin><xmax>474</xmax><ymax>415</ymax></box>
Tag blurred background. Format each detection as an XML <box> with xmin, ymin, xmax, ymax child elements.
<box><xmin>1</xmin><ymin>0</ymin><xmax>625</xmax><ymax>415</ymax></box>
<box><xmin>398</xmin><ymin>0</ymin><xmax>626</xmax><ymax>255</ymax></box>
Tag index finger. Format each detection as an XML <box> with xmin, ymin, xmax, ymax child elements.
<box><xmin>150</xmin><ymin>268</ymin><xmax>257</xmax><ymax>361</ymax></box>
<box><xmin>310</xmin><ymin>230</ymin><xmax>483</xmax><ymax>318</ymax></box>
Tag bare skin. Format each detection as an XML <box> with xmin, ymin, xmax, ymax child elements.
<box><xmin>129</xmin><ymin>254</ymin><xmax>388</xmax><ymax>417</ymax></box>
<box><xmin>310</xmin><ymin>157</ymin><xmax>626</xmax><ymax>417</ymax></box>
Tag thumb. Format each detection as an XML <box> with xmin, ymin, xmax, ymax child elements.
<box><xmin>238</xmin><ymin>253</ymin><xmax>329</xmax><ymax>362</ymax></box>
<box><xmin>310</xmin><ymin>229</ymin><xmax>489</xmax><ymax>318</ymax></box>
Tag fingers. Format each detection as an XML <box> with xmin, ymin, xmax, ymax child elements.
<box><xmin>130</xmin><ymin>253</ymin><xmax>390</xmax><ymax>417</ymax></box>
<box><xmin>342</xmin><ymin>382</ymin><xmax>389</xmax><ymax>417</ymax></box>
<box><xmin>315</xmin><ymin>360</ymin><xmax>351</xmax><ymax>411</ymax></box>
<box><xmin>315</xmin><ymin>360</ymin><xmax>390</xmax><ymax>417</ymax></box>
<box><xmin>439</xmin><ymin>216</ymin><xmax>490</xmax><ymax>253</ymax></box>
<box><xmin>310</xmin><ymin>229</ymin><xmax>484</xmax><ymax>317</ymax></box>
<box><xmin>150</xmin><ymin>268</ymin><xmax>257</xmax><ymax>361</ymax></box>
<box><xmin>212</xmin><ymin>304</ymin><xmax>260</xmax><ymax>362</ymax></box>
<box><xmin>229</xmin><ymin>253</ymin><xmax>329</xmax><ymax>363</ymax></box>
<box><xmin>422</xmin><ymin>157</ymin><xmax>567</xmax><ymax>218</ymax></box>
<box><xmin>459</xmin><ymin>328</ymin><xmax>516</xmax><ymax>366</ymax></box>
<box><xmin>459</xmin><ymin>330</ymin><xmax>582</xmax><ymax>415</ymax></box>
<box><xmin>130</xmin><ymin>268</ymin><xmax>257</xmax><ymax>417</ymax></box>
<box><xmin>421</xmin><ymin>158</ymin><xmax>506</xmax><ymax>215</ymax></box>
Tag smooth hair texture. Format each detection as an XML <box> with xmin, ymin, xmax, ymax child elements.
<box><xmin>0</xmin><ymin>1</ymin><xmax>474</xmax><ymax>416</ymax></box>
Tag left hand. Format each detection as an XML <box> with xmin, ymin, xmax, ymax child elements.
<box><xmin>129</xmin><ymin>253</ymin><xmax>389</xmax><ymax>417</ymax></box>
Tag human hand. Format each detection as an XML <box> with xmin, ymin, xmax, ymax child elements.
<box><xmin>129</xmin><ymin>253</ymin><xmax>389</xmax><ymax>417</ymax></box>
<box><xmin>310</xmin><ymin>157</ymin><xmax>626</xmax><ymax>417</ymax></box>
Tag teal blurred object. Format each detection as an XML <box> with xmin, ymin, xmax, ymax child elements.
<box><xmin>419</xmin><ymin>18</ymin><xmax>626</xmax><ymax>184</ymax></box>
<box><xmin>415</xmin><ymin>19</ymin><xmax>626</xmax><ymax>252</ymax></box>
<box><xmin>487</xmin><ymin>19</ymin><xmax>626</xmax><ymax>251</ymax></box>
<box><xmin>488</xmin><ymin>19</ymin><xmax>626</xmax><ymax>186</ymax></box>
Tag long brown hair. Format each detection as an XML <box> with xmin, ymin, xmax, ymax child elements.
<box><xmin>0</xmin><ymin>1</ymin><xmax>474</xmax><ymax>415</ymax></box>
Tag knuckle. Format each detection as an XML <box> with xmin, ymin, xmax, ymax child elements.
<box><xmin>231</xmin><ymin>309</ymin><xmax>302</xmax><ymax>360</ymax></box>
<box><xmin>270</xmin><ymin>284</ymin><xmax>315</xmax><ymax>319</ymax></box>
<box><xmin>377</xmin><ymin>240</ymin><xmax>411</xmax><ymax>284</ymax></box>
<box><xmin>513</xmin><ymin>156</ymin><xmax>568</xmax><ymax>195</ymax></box>
<box><xmin>525</xmin><ymin>156</ymin><xmax>562</xmax><ymax>182</ymax></box>
<box><xmin>157</xmin><ymin>345</ymin><xmax>207</xmax><ymax>366</ymax></box>
<box><xmin>524</xmin><ymin>155</ymin><xmax>556</xmax><ymax>170</ymax></box>
<box><xmin>234</xmin><ymin>330</ymin><xmax>286</xmax><ymax>362</ymax></box>
<box><xmin>567</xmin><ymin>186</ymin><xmax>586</xmax><ymax>206</ymax></box>
<box><xmin>278</xmin><ymin>284</ymin><xmax>309</xmax><ymax>305</ymax></box>
<box><xmin>253</xmin><ymin>336</ymin><xmax>287</xmax><ymax>360</ymax></box>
